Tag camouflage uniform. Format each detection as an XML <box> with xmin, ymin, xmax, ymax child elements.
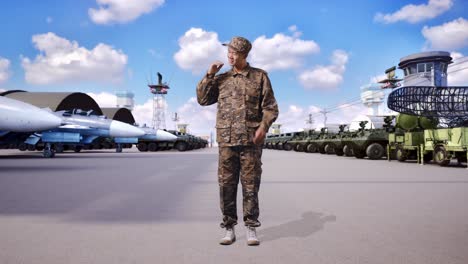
<box><xmin>197</xmin><ymin>49</ymin><xmax>279</xmax><ymax>228</ymax></box>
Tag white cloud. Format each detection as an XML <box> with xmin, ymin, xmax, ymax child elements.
<box><xmin>374</xmin><ymin>0</ymin><xmax>453</xmax><ymax>24</ymax></box>
<box><xmin>298</xmin><ymin>50</ymin><xmax>349</xmax><ymax>90</ymax></box>
<box><xmin>422</xmin><ymin>18</ymin><xmax>468</xmax><ymax>50</ymax></box>
<box><xmin>450</xmin><ymin>51</ymin><xmax>463</xmax><ymax>60</ymax></box>
<box><xmin>174</xmin><ymin>28</ymin><xmax>226</xmax><ymax>74</ymax></box>
<box><xmin>0</xmin><ymin>57</ymin><xmax>11</xmax><ymax>84</ymax></box>
<box><xmin>288</xmin><ymin>24</ymin><xmax>303</xmax><ymax>38</ymax></box>
<box><xmin>21</xmin><ymin>32</ymin><xmax>128</xmax><ymax>85</ymax></box>
<box><xmin>89</xmin><ymin>0</ymin><xmax>164</xmax><ymax>25</ymax></box>
<box><xmin>250</xmin><ymin>32</ymin><xmax>319</xmax><ymax>71</ymax></box>
<box><xmin>132</xmin><ymin>99</ymin><xmax>154</xmax><ymax>127</ymax></box>
<box><xmin>131</xmin><ymin>96</ymin><xmax>216</xmax><ymax>136</ymax></box>
<box><xmin>448</xmin><ymin>52</ymin><xmax>468</xmax><ymax>85</ymax></box>
<box><xmin>173</xmin><ymin>97</ymin><xmax>217</xmax><ymax>136</ymax></box>
<box><xmin>87</xmin><ymin>92</ymin><xmax>117</xmax><ymax>107</ymax></box>
<box><xmin>174</xmin><ymin>26</ymin><xmax>320</xmax><ymax>73</ymax></box>
<box><xmin>370</xmin><ymin>74</ymin><xmax>388</xmax><ymax>84</ymax></box>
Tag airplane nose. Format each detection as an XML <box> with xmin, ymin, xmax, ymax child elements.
<box><xmin>32</xmin><ymin>109</ymin><xmax>62</xmax><ymax>131</ymax></box>
<box><xmin>156</xmin><ymin>130</ymin><xmax>178</xmax><ymax>141</ymax></box>
<box><xmin>109</xmin><ymin>121</ymin><xmax>145</xmax><ymax>137</ymax></box>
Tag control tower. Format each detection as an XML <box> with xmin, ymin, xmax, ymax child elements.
<box><xmin>360</xmin><ymin>83</ymin><xmax>385</xmax><ymax>116</ymax></box>
<box><xmin>116</xmin><ymin>90</ymin><xmax>135</xmax><ymax>110</ymax></box>
<box><xmin>148</xmin><ymin>72</ymin><xmax>170</xmax><ymax>129</ymax></box>
<box><xmin>398</xmin><ymin>51</ymin><xmax>452</xmax><ymax>86</ymax></box>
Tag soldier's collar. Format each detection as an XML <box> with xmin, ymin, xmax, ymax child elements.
<box><xmin>230</xmin><ymin>63</ymin><xmax>251</xmax><ymax>77</ymax></box>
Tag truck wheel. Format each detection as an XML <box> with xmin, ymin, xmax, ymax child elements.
<box><xmin>176</xmin><ymin>142</ymin><xmax>188</xmax><ymax>151</ymax></box>
<box><xmin>283</xmin><ymin>143</ymin><xmax>292</xmax><ymax>151</ymax></box>
<box><xmin>74</xmin><ymin>146</ymin><xmax>82</xmax><ymax>153</ymax></box>
<box><xmin>137</xmin><ymin>143</ymin><xmax>148</xmax><ymax>152</ymax></box>
<box><xmin>324</xmin><ymin>144</ymin><xmax>334</xmax><ymax>154</ymax></box>
<box><xmin>335</xmin><ymin>148</ymin><xmax>344</xmax><ymax>156</ymax></box>
<box><xmin>343</xmin><ymin>145</ymin><xmax>353</xmax><ymax>157</ymax></box>
<box><xmin>366</xmin><ymin>143</ymin><xmax>385</xmax><ymax>160</ymax></box>
<box><xmin>295</xmin><ymin>144</ymin><xmax>304</xmax><ymax>152</ymax></box>
<box><xmin>148</xmin><ymin>143</ymin><xmax>158</xmax><ymax>152</ymax></box>
<box><xmin>354</xmin><ymin>149</ymin><xmax>366</xmax><ymax>159</ymax></box>
<box><xmin>434</xmin><ymin>146</ymin><xmax>450</xmax><ymax>166</ymax></box>
<box><xmin>18</xmin><ymin>143</ymin><xmax>27</xmax><ymax>151</ymax></box>
<box><xmin>396</xmin><ymin>147</ymin><xmax>407</xmax><ymax>162</ymax></box>
<box><xmin>306</xmin><ymin>144</ymin><xmax>317</xmax><ymax>153</ymax></box>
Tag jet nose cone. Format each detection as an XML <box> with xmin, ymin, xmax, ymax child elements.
<box><xmin>156</xmin><ymin>130</ymin><xmax>178</xmax><ymax>141</ymax></box>
<box><xmin>109</xmin><ymin>121</ymin><xmax>145</xmax><ymax>137</ymax></box>
<box><xmin>35</xmin><ymin>109</ymin><xmax>62</xmax><ymax>131</ymax></box>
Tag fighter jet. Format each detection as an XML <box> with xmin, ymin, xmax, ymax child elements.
<box><xmin>26</xmin><ymin>109</ymin><xmax>145</xmax><ymax>157</ymax></box>
<box><xmin>139</xmin><ymin>126</ymin><xmax>178</xmax><ymax>142</ymax></box>
<box><xmin>134</xmin><ymin>126</ymin><xmax>178</xmax><ymax>152</ymax></box>
<box><xmin>0</xmin><ymin>96</ymin><xmax>61</xmax><ymax>132</ymax></box>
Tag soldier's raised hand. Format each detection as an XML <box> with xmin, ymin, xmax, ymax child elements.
<box><xmin>208</xmin><ymin>61</ymin><xmax>224</xmax><ymax>75</ymax></box>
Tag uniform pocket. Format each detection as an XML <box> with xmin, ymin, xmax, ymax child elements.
<box><xmin>216</xmin><ymin>127</ymin><xmax>231</xmax><ymax>144</ymax></box>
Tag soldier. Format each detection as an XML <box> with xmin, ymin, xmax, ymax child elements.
<box><xmin>196</xmin><ymin>36</ymin><xmax>279</xmax><ymax>246</ymax></box>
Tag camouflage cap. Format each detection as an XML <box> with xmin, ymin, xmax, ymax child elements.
<box><xmin>222</xmin><ymin>36</ymin><xmax>252</xmax><ymax>55</ymax></box>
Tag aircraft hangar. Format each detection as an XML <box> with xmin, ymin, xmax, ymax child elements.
<box><xmin>0</xmin><ymin>90</ymin><xmax>103</xmax><ymax>115</ymax></box>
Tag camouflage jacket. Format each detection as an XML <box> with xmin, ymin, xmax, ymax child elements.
<box><xmin>197</xmin><ymin>64</ymin><xmax>279</xmax><ymax>146</ymax></box>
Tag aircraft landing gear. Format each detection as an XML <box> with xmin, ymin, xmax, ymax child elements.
<box><xmin>116</xmin><ymin>144</ymin><xmax>123</xmax><ymax>153</ymax></box>
<box><xmin>43</xmin><ymin>143</ymin><xmax>55</xmax><ymax>158</ymax></box>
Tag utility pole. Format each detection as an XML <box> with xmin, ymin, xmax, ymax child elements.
<box><xmin>320</xmin><ymin>109</ymin><xmax>329</xmax><ymax>128</ymax></box>
<box><xmin>172</xmin><ymin>112</ymin><xmax>180</xmax><ymax>131</ymax></box>
<box><xmin>305</xmin><ymin>113</ymin><xmax>314</xmax><ymax>130</ymax></box>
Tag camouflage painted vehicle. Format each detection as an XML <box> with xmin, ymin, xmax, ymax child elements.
<box><xmin>388</xmin><ymin>114</ymin><xmax>436</xmax><ymax>163</ymax></box>
<box><xmin>277</xmin><ymin>131</ymin><xmax>302</xmax><ymax>151</ymax></box>
<box><xmin>341</xmin><ymin>120</ymin><xmax>389</xmax><ymax>160</ymax></box>
<box><xmin>422</xmin><ymin>127</ymin><xmax>468</xmax><ymax>166</ymax></box>
<box><xmin>302</xmin><ymin>128</ymin><xmax>329</xmax><ymax>153</ymax></box>
<box><xmin>310</xmin><ymin>128</ymin><xmax>338</xmax><ymax>154</ymax></box>
<box><xmin>290</xmin><ymin>130</ymin><xmax>320</xmax><ymax>152</ymax></box>
<box><xmin>166</xmin><ymin>130</ymin><xmax>192</xmax><ymax>151</ymax></box>
<box><xmin>320</xmin><ymin>125</ymin><xmax>352</xmax><ymax>156</ymax></box>
<box><xmin>288</xmin><ymin>130</ymin><xmax>309</xmax><ymax>151</ymax></box>
<box><xmin>264</xmin><ymin>134</ymin><xmax>279</xmax><ymax>149</ymax></box>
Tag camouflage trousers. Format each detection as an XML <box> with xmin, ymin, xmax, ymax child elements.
<box><xmin>218</xmin><ymin>145</ymin><xmax>263</xmax><ymax>228</ymax></box>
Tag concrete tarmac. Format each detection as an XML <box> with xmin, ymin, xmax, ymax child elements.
<box><xmin>0</xmin><ymin>148</ymin><xmax>467</xmax><ymax>264</ymax></box>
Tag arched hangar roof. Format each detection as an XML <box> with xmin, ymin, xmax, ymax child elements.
<box><xmin>101</xmin><ymin>108</ymin><xmax>136</xmax><ymax>124</ymax></box>
<box><xmin>1</xmin><ymin>91</ymin><xmax>103</xmax><ymax>115</ymax></box>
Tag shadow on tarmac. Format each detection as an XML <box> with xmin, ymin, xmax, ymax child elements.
<box><xmin>239</xmin><ymin>212</ymin><xmax>336</xmax><ymax>243</ymax></box>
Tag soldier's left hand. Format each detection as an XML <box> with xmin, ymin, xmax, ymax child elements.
<box><xmin>253</xmin><ymin>127</ymin><xmax>266</xmax><ymax>145</ymax></box>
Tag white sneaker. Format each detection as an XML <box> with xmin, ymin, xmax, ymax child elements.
<box><xmin>219</xmin><ymin>227</ymin><xmax>236</xmax><ymax>245</ymax></box>
<box><xmin>246</xmin><ymin>226</ymin><xmax>260</xmax><ymax>246</ymax></box>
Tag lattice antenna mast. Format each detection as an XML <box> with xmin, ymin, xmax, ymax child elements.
<box><xmin>148</xmin><ymin>72</ymin><xmax>170</xmax><ymax>130</ymax></box>
<box><xmin>320</xmin><ymin>109</ymin><xmax>330</xmax><ymax>128</ymax></box>
<box><xmin>305</xmin><ymin>113</ymin><xmax>314</xmax><ymax>129</ymax></box>
<box><xmin>172</xmin><ymin>112</ymin><xmax>180</xmax><ymax>131</ymax></box>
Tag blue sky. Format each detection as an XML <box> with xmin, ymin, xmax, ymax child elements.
<box><xmin>0</xmin><ymin>0</ymin><xmax>467</xmax><ymax>134</ymax></box>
